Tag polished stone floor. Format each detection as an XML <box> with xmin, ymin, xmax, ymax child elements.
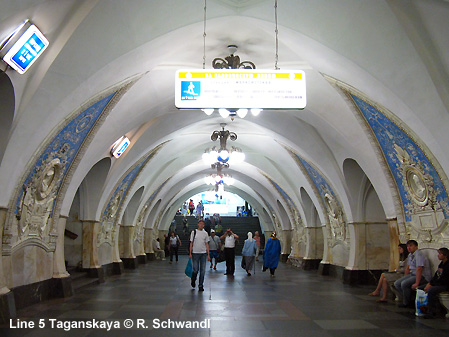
<box><xmin>2</xmin><ymin>256</ymin><xmax>448</xmax><ymax>336</ymax></box>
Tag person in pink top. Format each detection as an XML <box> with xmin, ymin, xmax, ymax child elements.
<box><xmin>254</xmin><ymin>231</ymin><xmax>261</xmax><ymax>261</ymax></box>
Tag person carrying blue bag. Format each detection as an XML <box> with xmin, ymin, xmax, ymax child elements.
<box><xmin>189</xmin><ymin>220</ymin><xmax>210</xmax><ymax>292</ymax></box>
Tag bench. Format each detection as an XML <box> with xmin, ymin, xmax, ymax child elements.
<box><xmin>421</xmin><ymin>248</ymin><xmax>449</xmax><ymax>318</ymax></box>
<box><xmin>390</xmin><ymin>248</ymin><xmax>449</xmax><ymax>317</ymax></box>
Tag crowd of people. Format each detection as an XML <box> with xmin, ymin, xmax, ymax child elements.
<box><xmin>188</xmin><ymin>219</ymin><xmax>280</xmax><ymax>291</ymax></box>
<box><xmin>162</xmin><ymin>210</ymin><xmax>449</xmax><ymax>319</ymax></box>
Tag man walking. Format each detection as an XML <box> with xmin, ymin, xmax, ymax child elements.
<box><xmin>221</xmin><ymin>228</ymin><xmax>239</xmax><ymax>276</ymax></box>
<box><xmin>189</xmin><ymin>220</ymin><xmax>210</xmax><ymax>291</ymax></box>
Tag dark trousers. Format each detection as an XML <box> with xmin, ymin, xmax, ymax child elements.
<box><xmin>169</xmin><ymin>246</ymin><xmax>179</xmax><ymax>261</ymax></box>
<box><xmin>426</xmin><ymin>286</ymin><xmax>448</xmax><ymax>314</ymax></box>
<box><xmin>225</xmin><ymin>247</ymin><xmax>235</xmax><ymax>275</ymax></box>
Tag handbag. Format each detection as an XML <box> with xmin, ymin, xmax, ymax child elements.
<box><xmin>216</xmin><ymin>249</ymin><xmax>225</xmax><ymax>263</ymax></box>
<box><xmin>185</xmin><ymin>258</ymin><xmax>193</xmax><ymax>278</ymax></box>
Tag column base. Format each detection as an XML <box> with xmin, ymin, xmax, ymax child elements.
<box><xmin>146</xmin><ymin>253</ymin><xmax>156</xmax><ymax>261</ymax></box>
<box><xmin>318</xmin><ymin>262</ymin><xmax>330</xmax><ymax>275</ymax></box>
<box><xmin>0</xmin><ymin>291</ymin><xmax>16</xmax><ymax>324</ymax></box>
<box><xmin>137</xmin><ymin>255</ymin><xmax>147</xmax><ymax>264</ymax></box>
<box><xmin>113</xmin><ymin>261</ymin><xmax>124</xmax><ymax>275</ymax></box>
<box><xmin>122</xmin><ymin>257</ymin><xmax>138</xmax><ymax>269</ymax></box>
<box><xmin>304</xmin><ymin>259</ymin><xmax>321</xmax><ymax>270</ymax></box>
<box><xmin>86</xmin><ymin>267</ymin><xmax>105</xmax><ymax>283</ymax></box>
<box><xmin>343</xmin><ymin>269</ymin><xmax>382</xmax><ymax>285</ymax></box>
<box><xmin>50</xmin><ymin>277</ymin><xmax>73</xmax><ymax>298</ymax></box>
<box><xmin>280</xmin><ymin>254</ymin><xmax>289</xmax><ymax>263</ymax></box>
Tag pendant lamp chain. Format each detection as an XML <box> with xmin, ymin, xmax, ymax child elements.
<box><xmin>274</xmin><ymin>0</ymin><xmax>279</xmax><ymax>70</ymax></box>
<box><xmin>203</xmin><ymin>0</ymin><xmax>207</xmax><ymax>69</ymax></box>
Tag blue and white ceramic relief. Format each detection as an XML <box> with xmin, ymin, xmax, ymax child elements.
<box><xmin>350</xmin><ymin>94</ymin><xmax>449</xmax><ymax>222</ymax></box>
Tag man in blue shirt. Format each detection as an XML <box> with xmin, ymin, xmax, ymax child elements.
<box><xmin>394</xmin><ymin>240</ymin><xmax>431</xmax><ymax>308</ymax></box>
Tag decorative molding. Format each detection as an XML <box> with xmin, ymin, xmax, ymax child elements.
<box><xmin>3</xmin><ymin>74</ymin><xmax>144</xmax><ymax>254</ymax></box>
<box><xmin>260</xmin><ymin>171</ymin><xmax>303</xmax><ymax>229</ymax></box>
<box><xmin>323</xmin><ymin>74</ymin><xmax>449</xmax><ymax>247</ymax></box>
<box><xmin>98</xmin><ymin>142</ymin><xmax>168</xmax><ymax>247</ymax></box>
<box><xmin>134</xmin><ymin>177</ymin><xmax>171</xmax><ymax>241</ymax></box>
<box><xmin>284</xmin><ymin>145</ymin><xmax>349</xmax><ymax>248</ymax></box>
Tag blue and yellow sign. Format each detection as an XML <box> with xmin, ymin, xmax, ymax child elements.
<box><xmin>175</xmin><ymin>69</ymin><xmax>306</xmax><ymax>109</ymax></box>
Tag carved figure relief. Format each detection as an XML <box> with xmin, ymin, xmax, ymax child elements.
<box><xmin>98</xmin><ymin>188</ymin><xmax>124</xmax><ymax>245</ymax></box>
<box><xmin>321</xmin><ymin>185</ymin><xmax>346</xmax><ymax>243</ymax></box>
<box><xmin>290</xmin><ymin>225</ymin><xmax>305</xmax><ymax>257</ymax></box>
<box><xmin>134</xmin><ymin>204</ymin><xmax>148</xmax><ymax>243</ymax></box>
<box><xmin>16</xmin><ymin>158</ymin><xmax>62</xmax><ymax>241</ymax></box>
<box><xmin>394</xmin><ymin>144</ymin><xmax>449</xmax><ymax>247</ymax></box>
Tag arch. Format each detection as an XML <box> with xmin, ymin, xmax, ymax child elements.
<box><xmin>145</xmin><ymin>199</ymin><xmax>162</xmax><ymax>229</ymax></box>
<box><xmin>65</xmin><ymin>188</ymin><xmax>83</xmax><ymax>268</ymax></box>
<box><xmin>0</xmin><ymin>71</ymin><xmax>14</xmax><ymax>165</ymax></box>
<box><xmin>276</xmin><ymin>200</ymin><xmax>291</xmax><ymax>230</ymax></box>
<box><xmin>122</xmin><ymin>186</ymin><xmax>144</xmax><ymax>226</ymax></box>
<box><xmin>79</xmin><ymin>158</ymin><xmax>111</xmax><ymax>220</ymax></box>
<box><xmin>343</xmin><ymin>158</ymin><xmax>389</xmax><ymax>270</ymax></box>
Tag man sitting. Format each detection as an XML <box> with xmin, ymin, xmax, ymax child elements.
<box><xmin>394</xmin><ymin>240</ymin><xmax>431</xmax><ymax>308</ymax></box>
<box><xmin>153</xmin><ymin>238</ymin><xmax>166</xmax><ymax>260</ymax></box>
<box><xmin>421</xmin><ymin>247</ymin><xmax>449</xmax><ymax>318</ymax></box>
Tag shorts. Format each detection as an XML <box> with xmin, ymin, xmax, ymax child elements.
<box><xmin>210</xmin><ymin>250</ymin><xmax>219</xmax><ymax>259</ymax></box>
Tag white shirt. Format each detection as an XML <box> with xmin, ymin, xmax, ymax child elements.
<box><xmin>224</xmin><ymin>235</ymin><xmax>236</xmax><ymax>248</ymax></box>
<box><xmin>190</xmin><ymin>229</ymin><xmax>210</xmax><ymax>254</ymax></box>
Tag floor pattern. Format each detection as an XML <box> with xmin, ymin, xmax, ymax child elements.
<box><xmin>2</xmin><ymin>256</ymin><xmax>448</xmax><ymax>336</ymax></box>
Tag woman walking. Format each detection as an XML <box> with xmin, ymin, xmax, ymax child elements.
<box><xmin>168</xmin><ymin>231</ymin><xmax>182</xmax><ymax>263</ymax></box>
<box><xmin>242</xmin><ymin>232</ymin><xmax>257</xmax><ymax>276</ymax></box>
<box><xmin>263</xmin><ymin>231</ymin><xmax>281</xmax><ymax>277</ymax></box>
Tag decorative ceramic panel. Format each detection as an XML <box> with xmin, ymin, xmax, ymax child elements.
<box><xmin>98</xmin><ymin>143</ymin><xmax>166</xmax><ymax>245</ymax></box>
<box><xmin>15</xmin><ymin>94</ymin><xmax>115</xmax><ymax>217</ymax></box>
<box><xmin>289</xmin><ymin>150</ymin><xmax>347</xmax><ymax>244</ymax></box>
<box><xmin>350</xmin><ymin>94</ymin><xmax>449</xmax><ymax>223</ymax></box>
<box><xmin>261</xmin><ymin>173</ymin><xmax>302</xmax><ymax>227</ymax></box>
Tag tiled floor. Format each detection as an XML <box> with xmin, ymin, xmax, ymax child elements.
<box><xmin>2</xmin><ymin>256</ymin><xmax>448</xmax><ymax>336</ymax></box>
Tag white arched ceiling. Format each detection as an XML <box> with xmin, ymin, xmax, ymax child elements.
<box><xmin>1</xmin><ymin>0</ymin><xmax>449</xmax><ymax>238</ymax></box>
<box><xmin>78</xmin><ymin>157</ymin><xmax>111</xmax><ymax>220</ymax></box>
<box><xmin>0</xmin><ymin>72</ymin><xmax>14</xmax><ymax>165</ymax></box>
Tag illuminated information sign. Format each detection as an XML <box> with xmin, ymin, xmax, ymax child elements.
<box><xmin>175</xmin><ymin>69</ymin><xmax>306</xmax><ymax>109</ymax></box>
<box><xmin>2</xmin><ymin>24</ymin><xmax>49</xmax><ymax>74</ymax></box>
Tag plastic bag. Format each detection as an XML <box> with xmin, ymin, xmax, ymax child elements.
<box><xmin>415</xmin><ymin>289</ymin><xmax>428</xmax><ymax>316</ymax></box>
<box><xmin>185</xmin><ymin>258</ymin><xmax>193</xmax><ymax>278</ymax></box>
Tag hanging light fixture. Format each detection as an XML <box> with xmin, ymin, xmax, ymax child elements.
<box><xmin>199</xmin><ymin>45</ymin><xmax>263</xmax><ymax>119</ymax></box>
<box><xmin>202</xmin><ymin>123</ymin><xmax>244</xmax><ymax>165</ymax></box>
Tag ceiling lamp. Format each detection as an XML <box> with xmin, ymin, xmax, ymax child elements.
<box><xmin>199</xmin><ymin>45</ymin><xmax>262</xmax><ymax>119</ymax></box>
<box><xmin>203</xmin><ymin>124</ymin><xmax>244</xmax><ymax>165</ymax></box>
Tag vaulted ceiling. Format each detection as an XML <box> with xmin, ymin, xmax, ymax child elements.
<box><xmin>1</xmin><ymin>0</ymin><xmax>449</xmax><ymax>232</ymax></box>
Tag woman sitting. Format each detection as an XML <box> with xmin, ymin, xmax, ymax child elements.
<box><xmin>369</xmin><ymin>243</ymin><xmax>409</xmax><ymax>302</ymax></box>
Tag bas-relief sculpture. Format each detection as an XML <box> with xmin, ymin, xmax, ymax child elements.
<box><xmin>287</xmin><ymin>148</ymin><xmax>349</xmax><ymax>265</ymax></box>
<box><xmin>3</xmin><ymin>93</ymin><xmax>116</xmax><ymax>255</ymax></box>
<box><xmin>97</xmin><ymin>143</ymin><xmax>166</xmax><ymax>258</ymax></box>
<box><xmin>349</xmin><ymin>92</ymin><xmax>449</xmax><ymax>250</ymax></box>
<box><xmin>261</xmin><ymin>172</ymin><xmax>305</xmax><ymax>256</ymax></box>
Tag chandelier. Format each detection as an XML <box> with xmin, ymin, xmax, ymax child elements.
<box><xmin>201</xmin><ymin>45</ymin><xmax>263</xmax><ymax>119</ymax></box>
<box><xmin>204</xmin><ymin>162</ymin><xmax>234</xmax><ymax>186</ymax></box>
<box><xmin>202</xmin><ymin>124</ymin><xmax>245</xmax><ymax>165</ymax></box>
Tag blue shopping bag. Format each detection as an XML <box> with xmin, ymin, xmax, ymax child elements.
<box><xmin>185</xmin><ymin>258</ymin><xmax>193</xmax><ymax>278</ymax></box>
